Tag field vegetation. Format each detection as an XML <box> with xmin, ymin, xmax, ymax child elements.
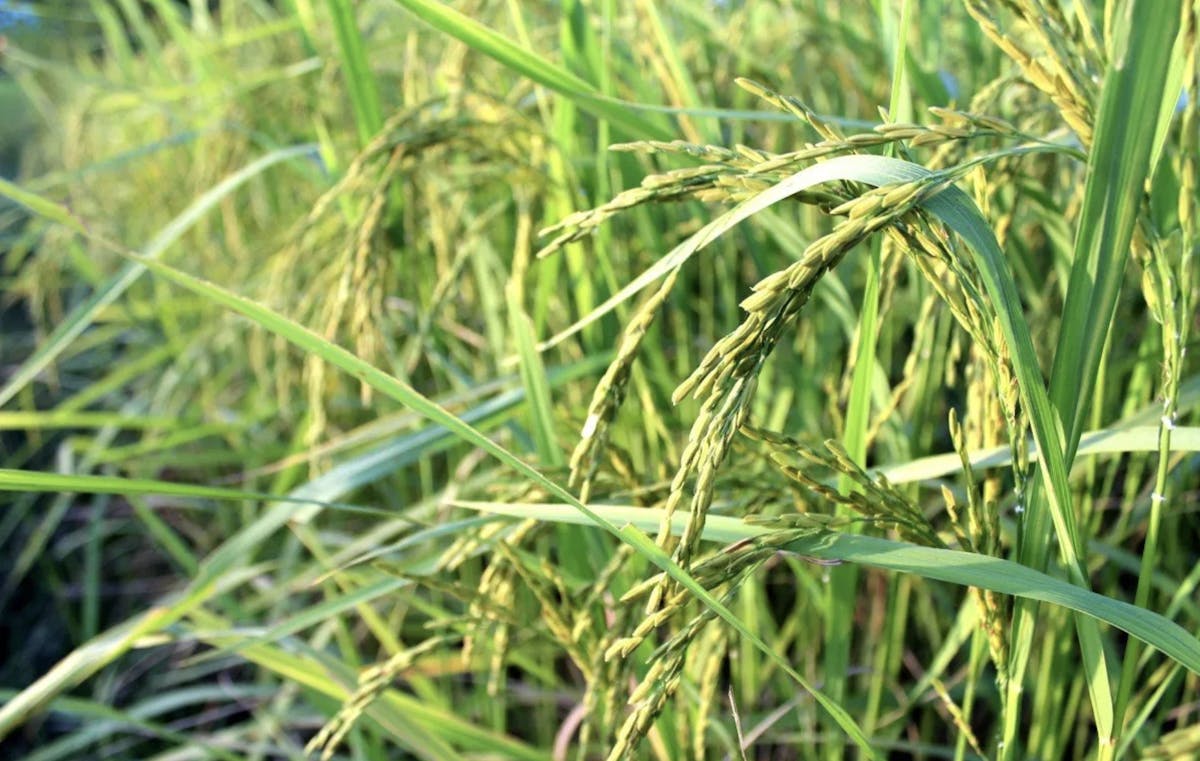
<box><xmin>1</xmin><ymin>1</ymin><xmax>1198</xmax><ymax>759</ymax></box>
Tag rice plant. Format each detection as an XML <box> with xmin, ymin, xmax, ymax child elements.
<box><xmin>0</xmin><ymin>1</ymin><xmax>1198</xmax><ymax>759</ymax></box>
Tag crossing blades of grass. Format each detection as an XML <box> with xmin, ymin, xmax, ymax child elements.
<box><xmin>450</xmin><ymin>500</ymin><xmax>1200</xmax><ymax>681</ymax></box>
<box><xmin>0</xmin><ymin>144</ymin><xmax>318</xmax><ymax>408</ymax></box>
<box><xmin>137</xmin><ymin>252</ymin><xmax>880</xmax><ymax>755</ymax></box>
<box><xmin>118</xmin><ymin>145</ymin><xmax>1113</xmax><ymax>750</ymax></box>
<box><xmin>0</xmin><ymin>685</ymin><xmax>272</xmax><ymax>761</ymax></box>
<box><xmin>1</xmin><ymin>184</ymin><xmax>879</xmax><ymax>757</ymax></box>
<box><xmin>1007</xmin><ymin>3</ymin><xmax>1183</xmax><ymax>753</ymax></box>
<box><xmin>536</xmin><ymin>149</ymin><xmax>1094</xmax><ymax>625</ymax></box>
<box><xmin>0</xmin><ymin>143</ymin><xmax>1133</xmax><ymax>754</ymax></box>
<box><xmin>873</xmin><ymin>426</ymin><xmax>1200</xmax><ymax>485</ymax></box>
<box><xmin>511</xmin><ymin>146</ymin><xmax>1122</xmax><ymax>746</ymax></box>
<box><xmin>185</xmin><ymin>608</ymin><xmax>550</xmax><ymax>761</ymax></box>
<box><xmin>0</xmin><ymin>562</ymin><xmax>269</xmax><ymax>741</ymax></box>
<box><xmin>388</xmin><ymin>0</ymin><xmax>673</xmax><ymax>141</ymax></box>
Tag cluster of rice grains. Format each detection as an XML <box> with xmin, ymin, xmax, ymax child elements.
<box><xmin>264</xmin><ymin>95</ymin><xmax>546</xmax><ymax>449</ymax></box>
<box><xmin>486</xmin><ymin>4</ymin><xmax>1198</xmax><ymax>755</ymax></box>
<box><xmin>317</xmin><ymin>1</ymin><xmax>1199</xmax><ymax>752</ymax></box>
<box><xmin>532</xmin><ymin>75</ymin><xmax>1058</xmax><ymax>758</ymax></box>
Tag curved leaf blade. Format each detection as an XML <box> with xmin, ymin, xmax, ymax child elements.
<box><xmin>452</xmin><ymin>500</ymin><xmax>1200</xmax><ymax>680</ymax></box>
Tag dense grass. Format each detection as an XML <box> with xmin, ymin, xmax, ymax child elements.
<box><xmin>1</xmin><ymin>1</ymin><xmax>1198</xmax><ymax>759</ymax></box>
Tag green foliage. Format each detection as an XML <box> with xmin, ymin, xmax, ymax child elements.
<box><xmin>0</xmin><ymin>1</ymin><xmax>1198</xmax><ymax>760</ymax></box>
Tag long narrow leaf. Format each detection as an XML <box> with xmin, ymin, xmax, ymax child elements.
<box><xmin>451</xmin><ymin>500</ymin><xmax>1200</xmax><ymax>680</ymax></box>
<box><xmin>389</xmin><ymin>0</ymin><xmax>672</xmax><ymax>140</ymax></box>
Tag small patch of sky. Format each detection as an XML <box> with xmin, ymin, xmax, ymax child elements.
<box><xmin>938</xmin><ymin>70</ymin><xmax>960</xmax><ymax>101</ymax></box>
<box><xmin>0</xmin><ymin>0</ymin><xmax>39</xmax><ymax>31</ymax></box>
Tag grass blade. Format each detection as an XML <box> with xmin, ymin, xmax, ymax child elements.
<box><xmin>388</xmin><ymin>0</ymin><xmax>672</xmax><ymax>140</ymax></box>
<box><xmin>0</xmin><ymin>144</ymin><xmax>317</xmax><ymax>408</ymax></box>
<box><xmin>326</xmin><ymin>0</ymin><xmax>383</xmax><ymax>146</ymax></box>
<box><xmin>1006</xmin><ymin>3</ymin><xmax>1183</xmax><ymax>750</ymax></box>
<box><xmin>452</xmin><ymin>500</ymin><xmax>1200</xmax><ymax>680</ymax></box>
